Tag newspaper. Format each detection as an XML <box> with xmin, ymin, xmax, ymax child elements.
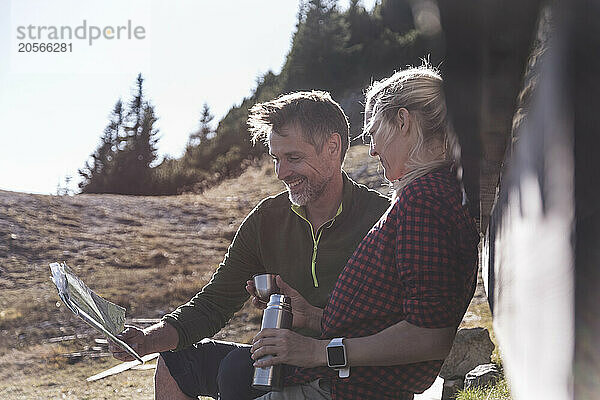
<box><xmin>50</xmin><ymin>262</ymin><xmax>143</xmax><ymax>363</ymax></box>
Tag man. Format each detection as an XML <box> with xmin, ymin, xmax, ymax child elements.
<box><xmin>110</xmin><ymin>91</ymin><xmax>390</xmax><ymax>400</ymax></box>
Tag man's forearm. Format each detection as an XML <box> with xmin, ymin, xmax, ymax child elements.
<box><xmin>143</xmin><ymin>321</ymin><xmax>180</xmax><ymax>353</ymax></box>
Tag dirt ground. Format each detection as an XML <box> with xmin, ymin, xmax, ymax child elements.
<box><xmin>0</xmin><ymin>145</ymin><xmax>492</xmax><ymax>399</ymax></box>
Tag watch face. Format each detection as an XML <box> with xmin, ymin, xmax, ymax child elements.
<box><xmin>327</xmin><ymin>345</ymin><xmax>346</xmax><ymax>367</ymax></box>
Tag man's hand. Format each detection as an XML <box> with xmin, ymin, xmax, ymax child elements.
<box><xmin>275</xmin><ymin>276</ymin><xmax>322</xmax><ymax>332</ymax></box>
<box><xmin>109</xmin><ymin>325</ymin><xmax>148</xmax><ymax>361</ymax></box>
<box><xmin>109</xmin><ymin>321</ymin><xmax>179</xmax><ymax>362</ymax></box>
<box><xmin>246</xmin><ymin>275</ymin><xmax>323</xmax><ymax>331</ymax></box>
<box><xmin>250</xmin><ymin>328</ymin><xmax>327</xmax><ymax>368</ymax></box>
<box><xmin>245</xmin><ymin>279</ymin><xmax>268</xmax><ymax>310</ymax></box>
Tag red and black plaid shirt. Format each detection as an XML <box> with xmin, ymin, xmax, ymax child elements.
<box><xmin>286</xmin><ymin>167</ymin><xmax>479</xmax><ymax>399</ymax></box>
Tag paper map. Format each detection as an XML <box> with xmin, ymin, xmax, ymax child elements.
<box><xmin>50</xmin><ymin>262</ymin><xmax>143</xmax><ymax>363</ymax></box>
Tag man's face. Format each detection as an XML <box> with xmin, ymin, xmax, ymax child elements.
<box><xmin>268</xmin><ymin>125</ymin><xmax>335</xmax><ymax>206</ymax></box>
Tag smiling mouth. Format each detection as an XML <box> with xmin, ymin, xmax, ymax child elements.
<box><xmin>285</xmin><ymin>177</ymin><xmax>306</xmax><ymax>189</ymax></box>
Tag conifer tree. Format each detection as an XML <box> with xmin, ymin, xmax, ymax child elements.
<box><xmin>138</xmin><ymin>102</ymin><xmax>160</xmax><ymax>168</ymax></box>
<box><xmin>80</xmin><ymin>74</ymin><xmax>159</xmax><ymax>195</ymax></box>
<box><xmin>126</xmin><ymin>73</ymin><xmax>145</xmax><ymax>140</ymax></box>
<box><xmin>79</xmin><ymin>100</ymin><xmax>123</xmax><ymax>193</ymax></box>
<box><xmin>346</xmin><ymin>0</ymin><xmax>370</xmax><ymax>46</ymax></box>
<box><xmin>374</xmin><ymin>0</ymin><xmax>414</xmax><ymax>34</ymax></box>
<box><xmin>188</xmin><ymin>103</ymin><xmax>214</xmax><ymax>146</ymax></box>
<box><xmin>183</xmin><ymin>103</ymin><xmax>215</xmax><ymax>171</ymax></box>
<box><xmin>110</xmin><ymin>74</ymin><xmax>159</xmax><ymax>194</ymax></box>
<box><xmin>283</xmin><ymin>0</ymin><xmax>350</xmax><ymax>92</ymax></box>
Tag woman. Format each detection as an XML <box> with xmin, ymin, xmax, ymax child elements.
<box><xmin>250</xmin><ymin>65</ymin><xmax>479</xmax><ymax>400</ymax></box>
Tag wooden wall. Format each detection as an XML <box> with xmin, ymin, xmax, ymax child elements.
<box><xmin>438</xmin><ymin>0</ymin><xmax>600</xmax><ymax>398</ymax></box>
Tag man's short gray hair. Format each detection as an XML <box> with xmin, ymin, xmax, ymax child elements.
<box><xmin>248</xmin><ymin>91</ymin><xmax>350</xmax><ymax>161</ymax></box>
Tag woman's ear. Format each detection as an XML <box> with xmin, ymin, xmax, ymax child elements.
<box><xmin>397</xmin><ymin>108</ymin><xmax>411</xmax><ymax>136</ymax></box>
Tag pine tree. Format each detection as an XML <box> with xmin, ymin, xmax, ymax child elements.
<box><xmin>283</xmin><ymin>0</ymin><xmax>351</xmax><ymax>93</ymax></box>
<box><xmin>126</xmin><ymin>73</ymin><xmax>145</xmax><ymax>141</ymax></box>
<box><xmin>79</xmin><ymin>100</ymin><xmax>123</xmax><ymax>193</ymax></box>
<box><xmin>374</xmin><ymin>0</ymin><xmax>414</xmax><ymax>35</ymax></box>
<box><xmin>109</xmin><ymin>74</ymin><xmax>159</xmax><ymax>194</ymax></box>
<box><xmin>183</xmin><ymin>103</ymin><xmax>214</xmax><ymax>171</ymax></box>
<box><xmin>188</xmin><ymin>103</ymin><xmax>214</xmax><ymax>146</ymax></box>
<box><xmin>346</xmin><ymin>0</ymin><xmax>371</xmax><ymax>46</ymax></box>
<box><xmin>80</xmin><ymin>74</ymin><xmax>159</xmax><ymax>195</ymax></box>
<box><xmin>138</xmin><ymin>102</ymin><xmax>160</xmax><ymax>169</ymax></box>
<box><xmin>357</xmin><ymin>0</ymin><xmax>424</xmax><ymax>81</ymax></box>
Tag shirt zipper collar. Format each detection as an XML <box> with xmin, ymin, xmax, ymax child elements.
<box><xmin>291</xmin><ymin>202</ymin><xmax>343</xmax><ymax>287</ymax></box>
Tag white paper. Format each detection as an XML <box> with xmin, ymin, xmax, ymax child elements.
<box><xmin>50</xmin><ymin>262</ymin><xmax>143</xmax><ymax>363</ymax></box>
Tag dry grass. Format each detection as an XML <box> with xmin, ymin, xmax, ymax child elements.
<box><xmin>0</xmin><ymin>145</ymin><xmax>493</xmax><ymax>399</ymax></box>
<box><xmin>0</xmin><ymin>156</ymin><xmax>283</xmax><ymax>399</ymax></box>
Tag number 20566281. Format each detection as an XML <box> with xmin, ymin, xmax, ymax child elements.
<box><xmin>18</xmin><ymin>42</ymin><xmax>72</xmax><ymax>52</ymax></box>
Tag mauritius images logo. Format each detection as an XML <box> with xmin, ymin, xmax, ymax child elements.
<box><xmin>16</xmin><ymin>20</ymin><xmax>146</xmax><ymax>46</ymax></box>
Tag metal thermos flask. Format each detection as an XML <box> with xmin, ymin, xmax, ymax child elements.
<box><xmin>252</xmin><ymin>294</ymin><xmax>293</xmax><ymax>391</ymax></box>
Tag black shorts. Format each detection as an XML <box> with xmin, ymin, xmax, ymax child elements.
<box><xmin>160</xmin><ymin>339</ymin><xmax>267</xmax><ymax>399</ymax></box>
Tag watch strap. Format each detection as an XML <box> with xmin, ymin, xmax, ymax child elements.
<box><xmin>338</xmin><ymin>366</ymin><xmax>350</xmax><ymax>378</ymax></box>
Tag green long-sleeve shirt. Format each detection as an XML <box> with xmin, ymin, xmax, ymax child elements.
<box><xmin>163</xmin><ymin>172</ymin><xmax>390</xmax><ymax>350</ymax></box>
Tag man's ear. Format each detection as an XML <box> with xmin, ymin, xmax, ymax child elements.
<box><xmin>396</xmin><ymin>108</ymin><xmax>411</xmax><ymax>136</ymax></box>
<box><xmin>326</xmin><ymin>132</ymin><xmax>342</xmax><ymax>159</ymax></box>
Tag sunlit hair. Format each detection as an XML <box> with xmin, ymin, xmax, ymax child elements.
<box><xmin>248</xmin><ymin>91</ymin><xmax>350</xmax><ymax>161</ymax></box>
<box><xmin>364</xmin><ymin>64</ymin><xmax>460</xmax><ymax>196</ymax></box>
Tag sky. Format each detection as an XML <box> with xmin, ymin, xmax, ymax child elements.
<box><xmin>0</xmin><ymin>0</ymin><xmax>377</xmax><ymax>195</ymax></box>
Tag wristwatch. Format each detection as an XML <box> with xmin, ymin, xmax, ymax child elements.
<box><xmin>326</xmin><ymin>337</ymin><xmax>350</xmax><ymax>378</ymax></box>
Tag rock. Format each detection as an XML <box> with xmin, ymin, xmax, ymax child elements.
<box><xmin>464</xmin><ymin>363</ymin><xmax>501</xmax><ymax>389</ymax></box>
<box><xmin>442</xmin><ymin>377</ymin><xmax>464</xmax><ymax>400</ymax></box>
<box><xmin>439</xmin><ymin>327</ymin><xmax>495</xmax><ymax>378</ymax></box>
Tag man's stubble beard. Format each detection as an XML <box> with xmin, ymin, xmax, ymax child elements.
<box><xmin>288</xmin><ymin>173</ymin><xmax>332</xmax><ymax>207</ymax></box>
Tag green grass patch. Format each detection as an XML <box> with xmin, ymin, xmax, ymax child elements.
<box><xmin>455</xmin><ymin>378</ymin><xmax>511</xmax><ymax>400</ymax></box>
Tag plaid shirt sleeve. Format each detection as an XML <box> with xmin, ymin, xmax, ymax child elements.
<box><xmin>396</xmin><ymin>191</ymin><xmax>464</xmax><ymax>328</ymax></box>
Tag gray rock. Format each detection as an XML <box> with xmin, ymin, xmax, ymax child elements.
<box><xmin>439</xmin><ymin>327</ymin><xmax>495</xmax><ymax>378</ymax></box>
<box><xmin>464</xmin><ymin>363</ymin><xmax>501</xmax><ymax>389</ymax></box>
<box><xmin>442</xmin><ymin>377</ymin><xmax>464</xmax><ymax>400</ymax></box>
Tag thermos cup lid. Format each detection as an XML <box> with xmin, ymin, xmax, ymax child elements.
<box><xmin>267</xmin><ymin>294</ymin><xmax>291</xmax><ymax>308</ymax></box>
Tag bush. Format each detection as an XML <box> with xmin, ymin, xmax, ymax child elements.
<box><xmin>148</xmin><ymin>157</ymin><xmax>208</xmax><ymax>195</ymax></box>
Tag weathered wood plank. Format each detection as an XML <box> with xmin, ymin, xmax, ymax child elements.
<box><xmin>86</xmin><ymin>353</ymin><xmax>159</xmax><ymax>382</ymax></box>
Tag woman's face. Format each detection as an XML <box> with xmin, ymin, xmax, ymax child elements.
<box><xmin>366</xmin><ymin>113</ymin><xmax>415</xmax><ymax>182</ymax></box>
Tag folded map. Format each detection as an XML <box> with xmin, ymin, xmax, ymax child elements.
<box><xmin>50</xmin><ymin>262</ymin><xmax>143</xmax><ymax>363</ymax></box>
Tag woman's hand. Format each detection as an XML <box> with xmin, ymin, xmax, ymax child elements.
<box><xmin>250</xmin><ymin>328</ymin><xmax>327</xmax><ymax>368</ymax></box>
